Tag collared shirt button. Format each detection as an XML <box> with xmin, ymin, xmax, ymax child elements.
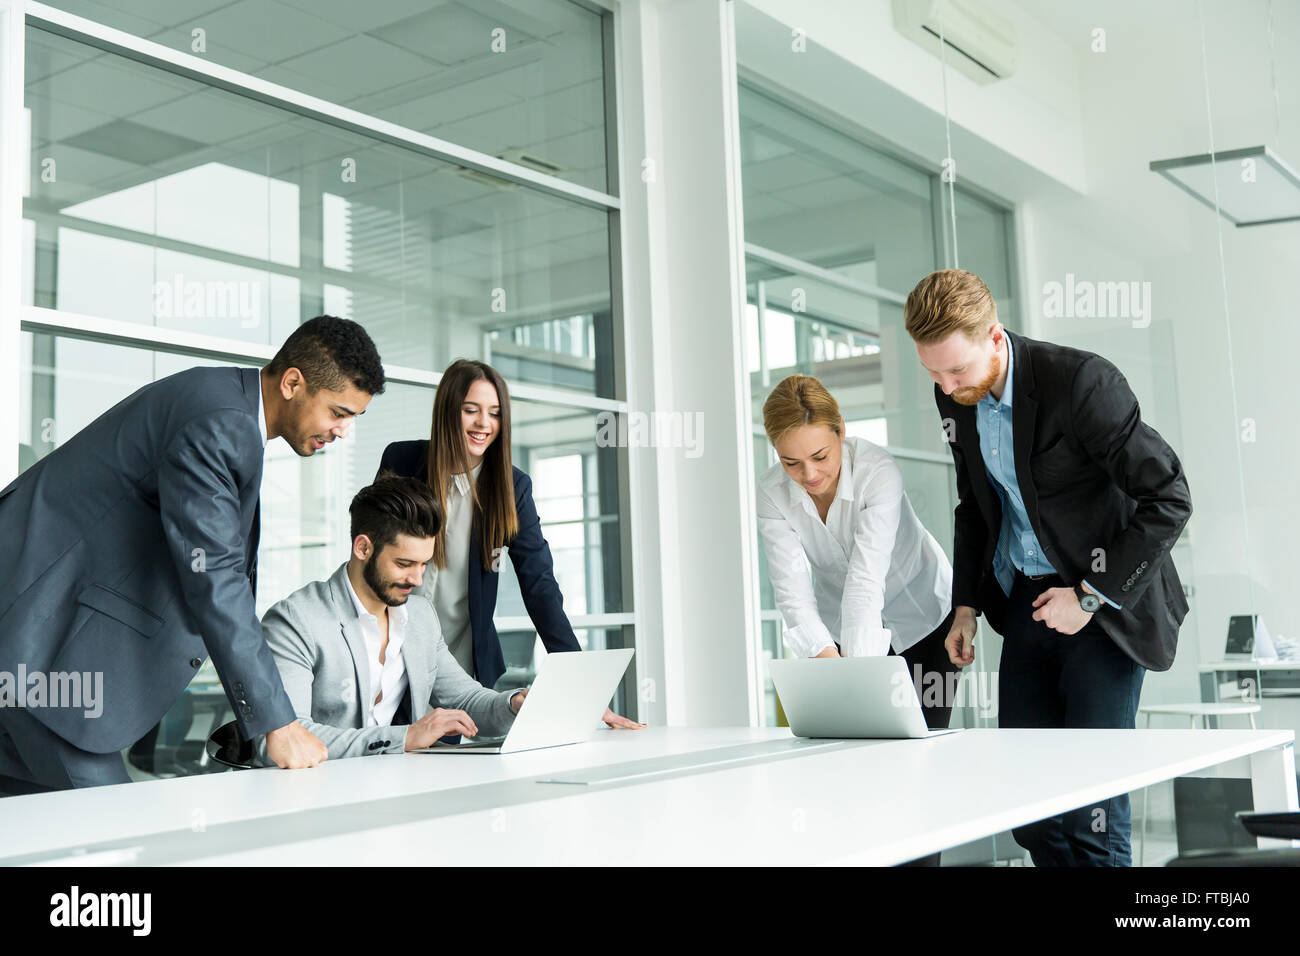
<box><xmin>190</xmin><ymin>658</ymin><xmax>202</xmax><ymax>668</ymax></box>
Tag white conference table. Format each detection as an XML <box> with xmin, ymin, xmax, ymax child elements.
<box><xmin>0</xmin><ymin>726</ymin><xmax>1295</xmax><ymax>866</ymax></box>
<box><xmin>1200</xmin><ymin>660</ymin><xmax>1300</xmax><ymax>699</ymax></box>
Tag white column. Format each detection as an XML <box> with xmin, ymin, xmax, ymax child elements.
<box><xmin>0</xmin><ymin>0</ymin><xmax>23</xmax><ymax>485</ymax></box>
<box><xmin>616</xmin><ymin>0</ymin><xmax>759</xmax><ymax>727</ymax></box>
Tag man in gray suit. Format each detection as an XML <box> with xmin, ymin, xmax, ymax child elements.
<box><xmin>0</xmin><ymin>316</ymin><xmax>385</xmax><ymax>793</ymax></box>
<box><xmin>256</xmin><ymin>474</ymin><xmax>525</xmax><ymax>762</ymax></box>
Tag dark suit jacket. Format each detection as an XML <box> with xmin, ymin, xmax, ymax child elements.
<box><xmin>939</xmin><ymin>332</ymin><xmax>1192</xmax><ymax>671</ymax></box>
<box><xmin>0</xmin><ymin>367</ymin><xmax>297</xmax><ymax>752</ymax></box>
<box><xmin>376</xmin><ymin>440</ymin><xmax>581</xmax><ymax>690</ymax></box>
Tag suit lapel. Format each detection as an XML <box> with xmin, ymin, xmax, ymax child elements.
<box><xmin>240</xmin><ymin>367</ymin><xmax>264</xmax><ymax>595</ymax></box>
<box><xmin>247</xmin><ymin>500</ymin><xmax>260</xmax><ymax>597</ymax></box>
<box><xmin>467</xmin><ymin>518</ymin><xmax>483</xmax><ymax>678</ymax></box>
<box><xmin>1010</xmin><ymin>333</ymin><xmax>1043</xmax><ymax>537</ymax></box>
<box><xmin>953</xmin><ymin>400</ymin><xmax>1000</xmax><ymax>537</ymax></box>
<box><xmin>328</xmin><ymin>564</ymin><xmax>370</xmax><ymax>718</ymax></box>
<box><xmin>401</xmin><ymin>602</ymin><xmax>433</xmax><ymax>719</ymax></box>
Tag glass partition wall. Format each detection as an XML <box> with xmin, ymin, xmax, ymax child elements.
<box><xmin>16</xmin><ymin>0</ymin><xmax>634</xmax><ymax>776</ymax></box>
<box><xmin>738</xmin><ymin>83</ymin><xmax>1017</xmax><ymax>728</ymax></box>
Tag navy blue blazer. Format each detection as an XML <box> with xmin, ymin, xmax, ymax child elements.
<box><xmin>376</xmin><ymin>440</ymin><xmax>581</xmax><ymax>689</ymax></box>
<box><xmin>0</xmin><ymin>367</ymin><xmax>296</xmax><ymax>753</ymax></box>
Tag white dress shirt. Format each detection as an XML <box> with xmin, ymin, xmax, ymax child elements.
<box><xmin>756</xmin><ymin>436</ymin><xmax>953</xmax><ymax>658</ymax></box>
<box><xmin>344</xmin><ymin>573</ymin><xmax>410</xmax><ymax>727</ymax></box>
<box><xmin>416</xmin><ymin>462</ymin><xmax>483</xmax><ymax>679</ymax></box>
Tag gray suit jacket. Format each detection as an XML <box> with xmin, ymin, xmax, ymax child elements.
<box><xmin>255</xmin><ymin>562</ymin><xmax>516</xmax><ymax>762</ymax></box>
<box><xmin>0</xmin><ymin>366</ymin><xmax>295</xmax><ymax>753</ymax></box>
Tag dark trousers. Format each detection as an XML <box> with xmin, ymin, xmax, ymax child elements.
<box><xmin>0</xmin><ymin>705</ymin><xmax>129</xmax><ymax>795</ymax></box>
<box><xmin>889</xmin><ymin>608</ymin><xmax>961</xmax><ymax>730</ymax></box>
<box><xmin>998</xmin><ymin>570</ymin><xmax>1145</xmax><ymax>867</ymax></box>
<box><xmin>889</xmin><ymin>609</ymin><xmax>960</xmax><ymax>866</ymax></box>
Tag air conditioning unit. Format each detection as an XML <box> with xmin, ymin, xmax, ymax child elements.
<box><xmin>892</xmin><ymin>0</ymin><xmax>1019</xmax><ymax>84</ymax></box>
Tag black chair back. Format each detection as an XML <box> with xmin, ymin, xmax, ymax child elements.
<box><xmin>205</xmin><ymin>720</ymin><xmax>255</xmax><ymax>770</ymax></box>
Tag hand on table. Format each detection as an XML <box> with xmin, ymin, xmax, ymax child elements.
<box><xmin>404</xmin><ymin>708</ymin><xmax>478</xmax><ymax>751</ymax></box>
<box><xmin>602</xmin><ymin>707</ymin><xmax>645</xmax><ymax>729</ymax></box>
<box><xmin>266</xmin><ymin>721</ymin><xmax>328</xmax><ymax>768</ymax></box>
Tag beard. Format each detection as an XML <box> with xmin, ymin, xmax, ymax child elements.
<box><xmin>951</xmin><ymin>348</ymin><xmax>1002</xmax><ymax>406</ymax></box>
<box><xmin>362</xmin><ymin>553</ymin><xmax>412</xmax><ymax>607</ymax></box>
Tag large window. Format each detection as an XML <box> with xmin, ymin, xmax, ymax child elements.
<box><xmin>16</xmin><ymin>0</ymin><xmax>632</xmax><ymax>774</ymax></box>
<box><xmin>738</xmin><ymin>83</ymin><xmax>1017</xmax><ymax>726</ymax></box>
<box><xmin>24</xmin><ymin>0</ymin><xmax>609</xmax><ymax>192</ymax></box>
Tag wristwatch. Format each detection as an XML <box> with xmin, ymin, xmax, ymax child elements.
<box><xmin>1074</xmin><ymin>584</ymin><xmax>1102</xmax><ymax>613</ymax></box>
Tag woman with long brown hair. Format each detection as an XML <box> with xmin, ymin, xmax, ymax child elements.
<box><xmin>376</xmin><ymin>358</ymin><xmax>642</xmax><ymax>730</ymax></box>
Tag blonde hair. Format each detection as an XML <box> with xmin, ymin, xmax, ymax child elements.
<box><xmin>762</xmin><ymin>375</ymin><xmax>842</xmax><ymax>446</ymax></box>
<box><xmin>904</xmin><ymin>269</ymin><xmax>998</xmax><ymax>345</ymax></box>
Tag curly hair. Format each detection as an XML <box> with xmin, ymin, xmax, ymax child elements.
<box><xmin>266</xmin><ymin>315</ymin><xmax>386</xmax><ymax>395</ymax></box>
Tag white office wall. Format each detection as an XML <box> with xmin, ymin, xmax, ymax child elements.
<box><xmin>736</xmin><ymin>0</ymin><xmax>1300</xmax><ymax>719</ymax></box>
<box><xmin>1012</xmin><ymin>1</ymin><xmax>1300</xmax><ymax>719</ymax></box>
<box><xmin>738</xmin><ymin>0</ymin><xmax>1088</xmax><ymax>199</ymax></box>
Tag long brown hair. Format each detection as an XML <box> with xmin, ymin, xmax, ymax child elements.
<box><xmin>426</xmin><ymin>359</ymin><xmax>518</xmax><ymax>570</ymax></box>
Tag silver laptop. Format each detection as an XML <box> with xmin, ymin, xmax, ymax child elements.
<box><xmin>769</xmin><ymin>656</ymin><xmax>961</xmax><ymax>739</ymax></box>
<box><xmin>418</xmin><ymin>648</ymin><xmax>635</xmax><ymax>754</ymax></box>
<box><xmin>1225</xmin><ymin>614</ymin><xmax>1277</xmax><ymax>661</ymax></box>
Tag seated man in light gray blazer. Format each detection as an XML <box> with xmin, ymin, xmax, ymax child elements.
<box><xmin>255</xmin><ymin>474</ymin><xmax>526</xmax><ymax>763</ymax></box>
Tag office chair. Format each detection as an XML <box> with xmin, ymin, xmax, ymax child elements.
<box><xmin>1135</xmin><ymin>702</ymin><xmax>1261</xmax><ymax>864</ymax></box>
<box><xmin>205</xmin><ymin>720</ymin><xmax>256</xmax><ymax>770</ymax></box>
<box><xmin>1166</xmin><ymin>811</ymin><xmax>1300</xmax><ymax>866</ymax></box>
<box><xmin>130</xmin><ymin>681</ymin><xmax>233</xmax><ymax>777</ymax></box>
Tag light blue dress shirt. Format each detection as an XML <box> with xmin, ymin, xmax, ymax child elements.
<box><xmin>974</xmin><ymin>332</ymin><xmax>1118</xmax><ymax>608</ymax></box>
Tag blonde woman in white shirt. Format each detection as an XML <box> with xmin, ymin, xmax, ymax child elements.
<box><xmin>756</xmin><ymin>374</ymin><xmax>959</xmax><ymax>729</ymax></box>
